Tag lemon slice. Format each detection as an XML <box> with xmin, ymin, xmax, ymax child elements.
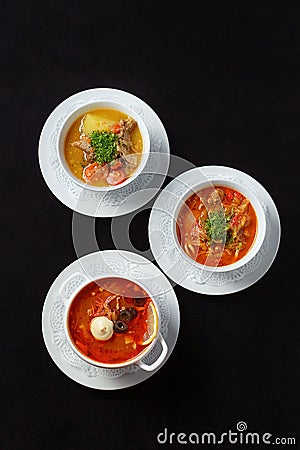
<box><xmin>140</xmin><ymin>302</ymin><xmax>158</xmax><ymax>346</ymax></box>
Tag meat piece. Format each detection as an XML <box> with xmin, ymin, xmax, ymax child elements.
<box><xmin>244</xmin><ymin>216</ymin><xmax>251</xmax><ymax>227</ymax></box>
<box><xmin>118</xmin><ymin>117</ymin><xmax>136</xmax><ymax>137</ymax></box>
<box><xmin>238</xmin><ymin>199</ymin><xmax>249</xmax><ymax>212</ymax></box>
<box><xmin>116</xmin><ymin>117</ymin><xmax>137</xmax><ymax>156</ymax></box>
<box><xmin>236</xmin><ymin>214</ymin><xmax>247</xmax><ymax>233</ymax></box>
<box><xmin>71</xmin><ymin>139</ymin><xmax>95</xmax><ymax>163</ymax></box>
<box><xmin>186</xmin><ymin>193</ymin><xmax>200</xmax><ymax>210</ymax></box>
<box><xmin>116</xmin><ymin>141</ymin><xmax>130</xmax><ymax>157</ymax></box>
<box><xmin>121</xmin><ymin>154</ymin><xmax>138</xmax><ymax>173</ymax></box>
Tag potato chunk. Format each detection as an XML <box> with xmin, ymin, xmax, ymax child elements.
<box><xmin>80</xmin><ymin>112</ymin><xmax>116</xmax><ymax>135</ymax></box>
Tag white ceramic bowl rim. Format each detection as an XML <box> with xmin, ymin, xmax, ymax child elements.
<box><xmin>57</xmin><ymin>100</ymin><xmax>151</xmax><ymax>192</ymax></box>
<box><xmin>173</xmin><ymin>179</ymin><xmax>266</xmax><ymax>272</ymax></box>
<box><xmin>62</xmin><ymin>274</ymin><xmax>161</xmax><ymax>368</ymax></box>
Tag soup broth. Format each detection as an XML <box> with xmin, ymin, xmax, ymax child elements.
<box><xmin>176</xmin><ymin>185</ymin><xmax>257</xmax><ymax>267</ymax></box>
<box><xmin>64</xmin><ymin>108</ymin><xmax>143</xmax><ymax>187</ymax></box>
<box><xmin>68</xmin><ymin>277</ymin><xmax>157</xmax><ymax>364</ymax></box>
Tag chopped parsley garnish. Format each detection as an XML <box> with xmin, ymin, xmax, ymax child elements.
<box><xmin>205</xmin><ymin>210</ymin><xmax>227</xmax><ymax>243</ymax></box>
<box><xmin>89</xmin><ymin>130</ymin><xmax>118</xmax><ymax>164</ymax></box>
<box><xmin>204</xmin><ymin>209</ymin><xmax>234</xmax><ymax>245</ymax></box>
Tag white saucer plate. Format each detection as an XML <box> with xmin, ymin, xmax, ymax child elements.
<box><xmin>148</xmin><ymin>165</ymin><xmax>281</xmax><ymax>295</ymax></box>
<box><xmin>38</xmin><ymin>88</ymin><xmax>170</xmax><ymax>217</ymax></box>
<box><xmin>42</xmin><ymin>250</ymin><xmax>180</xmax><ymax>389</ymax></box>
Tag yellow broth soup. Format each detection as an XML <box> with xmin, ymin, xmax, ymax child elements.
<box><xmin>64</xmin><ymin>108</ymin><xmax>143</xmax><ymax>187</ymax></box>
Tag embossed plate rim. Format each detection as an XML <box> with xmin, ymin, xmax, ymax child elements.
<box><xmin>41</xmin><ymin>250</ymin><xmax>180</xmax><ymax>390</ymax></box>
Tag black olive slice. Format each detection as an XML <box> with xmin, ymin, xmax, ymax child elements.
<box><xmin>119</xmin><ymin>308</ymin><xmax>137</xmax><ymax>322</ymax></box>
<box><xmin>113</xmin><ymin>320</ymin><xmax>128</xmax><ymax>333</ymax></box>
<box><xmin>128</xmin><ymin>307</ymin><xmax>137</xmax><ymax>319</ymax></box>
<box><xmin>119</xmin><ymin>309</ymin><xmax>131</xmax><ymax>322</ymax></box>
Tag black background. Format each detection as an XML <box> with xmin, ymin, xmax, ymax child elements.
<box><xmin>1</xmin><ymin>1</ymin><xmax>300</xmax><ymax>449</ymax></box>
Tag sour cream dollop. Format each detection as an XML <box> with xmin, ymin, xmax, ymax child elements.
<box><xmin>90</xmin><ymin>316</ymin><xmax>114</xmax><ymax>341</ymax></box>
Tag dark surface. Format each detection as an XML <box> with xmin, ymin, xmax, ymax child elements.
<box><xmin>1</xmin><ymin>1</ymin><xmax>300</xmax><ymax>449</ymax></box>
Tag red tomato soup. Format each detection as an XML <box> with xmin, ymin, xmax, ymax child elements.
<box><xmin>176</xmin><ymin>185</ymin><xmax>257</xmax><ymax>267</ymax></box>
<box><xmin>68</xmin><ymin>277</ymin><xmax>158</xmax><ymax>364</ymax></box>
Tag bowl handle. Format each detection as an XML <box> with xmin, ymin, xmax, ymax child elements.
<box><xmin>58</xmin><ymin>272</ymin><xmax>89</xmax><ymax>304</ymax></box>
<box><xmin>136</xmin><ymin>333</ymin><xmax>168</xmax><ymax>372</ymax></box>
